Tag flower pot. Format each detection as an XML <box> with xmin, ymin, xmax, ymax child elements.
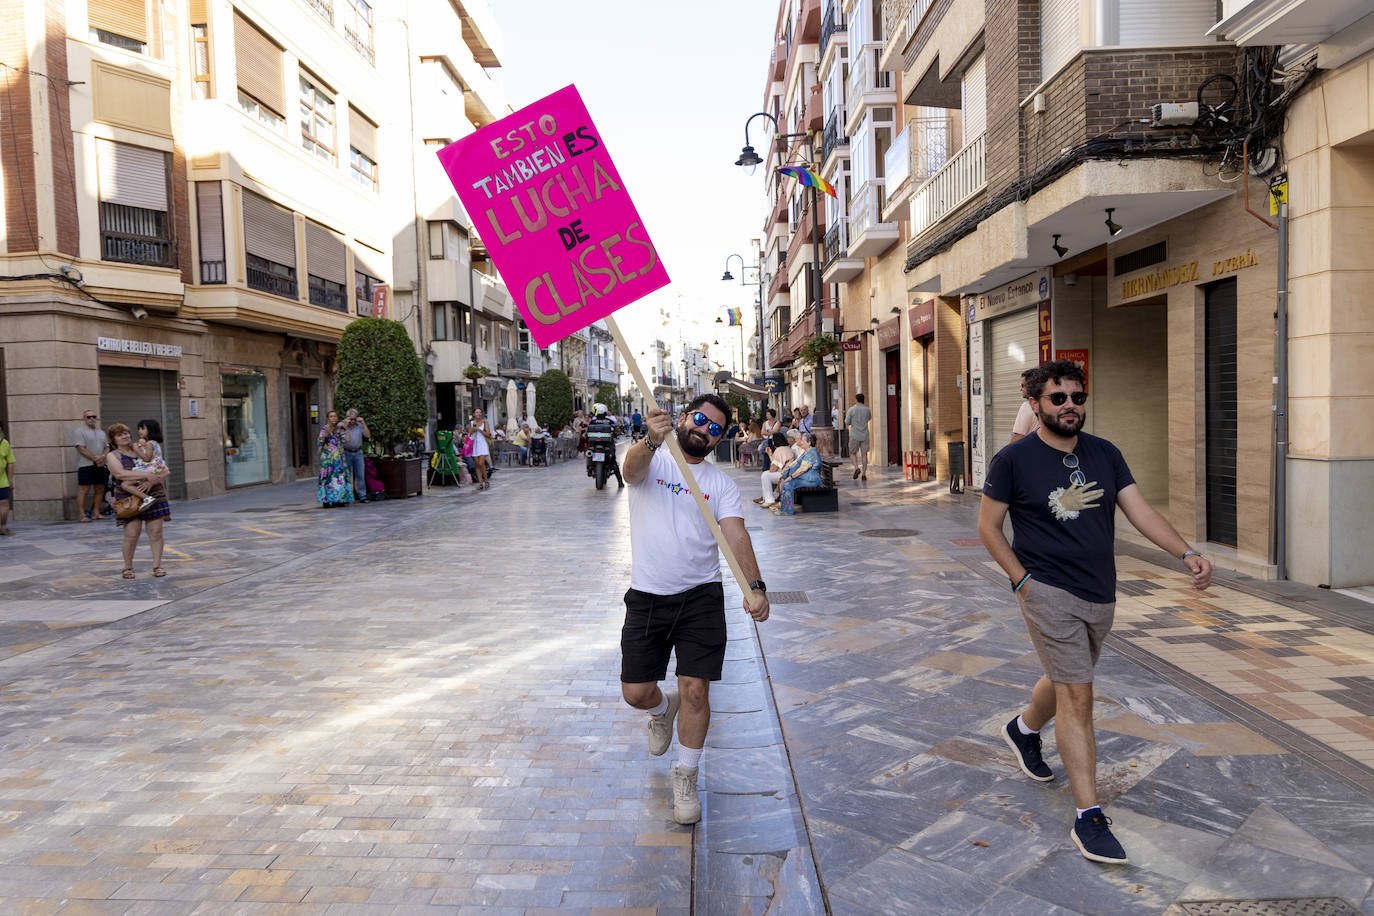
<box><xmin>374</xmin><ymin>456</ymin><xmax>424</xmax><ymax>498</ymax></box>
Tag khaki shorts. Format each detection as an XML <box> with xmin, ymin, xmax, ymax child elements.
<box><xmin>1016</xmin><ymin>579</ymin><xmax>1115</xmax><ymax>684</ymax></box>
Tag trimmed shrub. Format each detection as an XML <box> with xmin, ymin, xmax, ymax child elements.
<box><xmin>725</xmin><ymin>393</ymin><xmax>752</xmax><ymax>425</ymax></box>
<box><xmin>535</xmin><ymin>369</ymin><xmax>575</xmax><ymax>431</ymax></box>
<box><xmin>336</xmin><ymin>318</ymin><xmax>426</xmax><ymax>455</ymax></box>
<box><xmin>595</xmin><ymin>384</ymin><xmax>618</xmax><ymax>411</ymax></box>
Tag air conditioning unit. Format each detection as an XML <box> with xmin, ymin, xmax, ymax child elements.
<box><xmin>1151</xmin><ymin>102</ymin><xmax>1199</xmax><ymax>127</ymax></box>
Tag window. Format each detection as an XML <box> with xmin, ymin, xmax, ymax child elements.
<box><xmin>235</xmin><ymin>13</ymin><xmax>285</xmax><ymax>130</ymax></box>
<box><xmin>428</xmin><ymin>221</ymin><xmax>464</xmax><ymax>260</ymax></box>
<box><xmin>478</xmin><ymin>322</ymin><xmax>491</xmax><ymax>352</ymax></box>
<box><xmin>455</xmin><ymin>303</ymin><xmax>471</xmax><ymax>343</ymax></box>
<box><xmin>191</xmin><ymin>24</ymin><xmax>212</xmax><ymax>99</ymax></box>
<box><xmin>196</xmin><ymin>182</ymin><xmax>225</xmax><ymax>283</ymax></box>
<box><xmin>222</xmin><ymin>370</ymin><xmax>270</xmax><ymax>487</ymax></box>
<box><xmin>518</xmin><ymin>323</ymin><xmax>531</xmax><ymax>352</ymax></box>
<box><xmin>305</xmin><ymin>221</ymin><xmax>346</xmax><ymax>311</ymax></box>
<box><xmin>242</xmin><ymin>190</ymin><xmax>297</xmax><ymax>298</ymax></box>
<box><xmin>432</xmin><ymin>302</ymin><xmax>449</xmax><ymax>340</ymax></box>
<box><xmin>962</xmin><ymin>54</ymin><xmax>987</xmax><ymax>139</ymax></box>
<box><xmin>97</xmin><ymin>140</ymin><xmax>173</xmax><ymax>268</ymax></box>
<box><xmin>354</xmin><ymin>270</ymin><xmax>380</xmax><ymax>316</ymax></box>
<box><xmin>349</xmin><ymin>106</ymin><xmax>379</xmax><ymax>191</ymax></box>
<box><xmin>299</xmin><ymin>72</ymin><xmax>336</xmax><ymax>163</ymax></box>
<box><xmin>499</xmin><ymin>327</ymin><xmax>511</xmax><ymax>352</ymax></box>
<box><xmin>343</xmin><ymin>0</ymin><xmax>374</xmax><ymax>64</ymax></box>
<box><xmin>89</xmin><ymin>0</ymin><xmax>148</xmax><ymax>53</ymax></box>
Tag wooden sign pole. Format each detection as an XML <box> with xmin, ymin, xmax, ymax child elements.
<box><xmin>604</xmin><ymin>314</ymin><xmax>751</xmax><ymax>593</ymax></box>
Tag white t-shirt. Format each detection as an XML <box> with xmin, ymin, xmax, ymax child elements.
<box><xmin>1012</xmin><ymin>400</ymin><xmax>1040</xmax><ymax>437</ymax></box>
<box><xmin>628</xmin><ymin>448</ymin><xmax>744</xmax><ymax>595</ymax></box>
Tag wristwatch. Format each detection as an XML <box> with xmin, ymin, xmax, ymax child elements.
<box><xmin>749</xmin><ymin>579</ymin><xmax>767</xmax><ymax>593</ymax></box>
<box><xmin>1181</xmin><ymin>549</ymin><xmax>1202</xmax><ymax>562</ymax></box>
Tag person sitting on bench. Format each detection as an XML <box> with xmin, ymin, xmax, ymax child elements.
<box><xmin>776</xmin><ymin>433</ymin><xmax>822</xmax><ymax>516</ymax></box>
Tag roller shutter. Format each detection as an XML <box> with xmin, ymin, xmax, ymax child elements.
<box><xmin>234</xmin><ymin>11</ymin><xmax>284</xmax><ymax>116</ymax></box>
<box><xmin>97</xmin><ymin>140</ymin><xmax>168</xmax><ymax>211</ymax></box>
<box><xmin>349</xmin><ymin>106</ymin><xmax>378</xmax><ymax>161</ymax></box>
<box><xmin>352</xmin><ymin>242</ymin><xmax>384</xmax><ymax>279</ymax></box>
<box><xmin>189</xmin><ymin>0</ymin><xmax>208</xmax><ymax>23</ymax></box>
<box><xmin>1117</xmin><ymin>0</ymin><xmax>1217</xmax><ymax>45</ymax></box>
<box><xmin>89</xmin><ymin>0</ymin><xmax>148</xmax><ymax>43</ymax></box>
<box><xmin>986</xmin><ymin>308</ymin><xmax>1039</xmax><ymax>459</ymax></box>
<box><xmin>1040</xmin><ymin>0</ymin><xmax>1080</xmax><ymax>81</ymax></box>
<box><xmin>98</xmin><ymin>365</ymin><xmax>186</xmax><ymax>501</ymax></box>
<box><xmin>196</xmin><ymin>182</ymin><xmax>224</xmax><ymax>261</ymax></box>
<box><xmin>961</xmin><ymin>54</ymin><xmax>986</xmax><ymax>140</ymax></box>
<box><xmin>305</xmin><ymin>221</ymin><xmax>346</xmax><ymax>283</ymax></box>
<box><xmin>1205</xmin><ymin>278</ymin><xmax>1238</xmax><ymax>547</ymax></box>
<box><xmin>242</xmin><ymin>190</ymin><xmax>296</xmax><ymax>266</ymax></box>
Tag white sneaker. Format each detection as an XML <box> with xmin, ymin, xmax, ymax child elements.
<box><xmin>671</xmin><ymin>765</ymin><xmax>701</xmax><ymax>825</ymax></box>
<box><xmin>648</xmin><ymin>691</ymin><xmax>680</xmax><ymax>757</ymax></box>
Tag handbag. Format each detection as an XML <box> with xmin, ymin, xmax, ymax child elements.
<box><xmin>112</xmin><ymin>494</ymin><xmax>143</xmax><ymax>519</ymax></box>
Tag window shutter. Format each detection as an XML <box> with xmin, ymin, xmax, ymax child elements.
<box><xmin>89</xmin><ymin>0</ymin><xmax>148</xmax><ymax>42</ymax></box>
<box><xmin>196</xmin><ymin>182</ymin><xmax>224</xmax><ymax>261</ymax></box>
<box><xmin>352</xmin><ymin>242</ymin><xmax>384</xmax><ymax>279</ymax></box>
<box><xmin>97</xmin><ymin>139</ymin><xmax>168</xmax><ymax>211</ymax></box>
<box><xmin>188</xmin><ymin>0</ymin><xmax>208</xmax><ymax>23</ymax></box>
<box><xmin>349</xmin><ymin>106</ymin><xmax>378</xmax><ymax>160</ymax></box>
<box><xmin>234</xmin><ymin>12</ymin><xmax>284</xmax><ymax>116</ymax></box>
<box><xmin>961</xmin><ymin>54</ymin><xmax>987</xmax><ymax>140</ymax></box>
<box><xmin>1117</xmin><ymin>0</ymin><xmax>1217</xmax><ymax>46</ymax></box>
<box><xmin>1040</xmin><ymin>0</ymin><xmax>1080</xmax><ymax>81</ymax></box>
<box><xmin>242</xmin><ymin>190</ymin><xmax>296</xmax><ymax>266</ymax></box>
<box><xmin>305</xmin><ymin>220</ymin><xmax>346</xmax><ymax>283</ymax></box>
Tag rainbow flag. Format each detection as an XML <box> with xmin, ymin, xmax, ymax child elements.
<box><xmin>776</xmin><ymin>165</ymin><xmax>836</xmax><ymax>198</ymax></box>
<box><xmin>726</xmin><ymin>308</ymin><xmax>744</xmax><ymax>326</ymax></box>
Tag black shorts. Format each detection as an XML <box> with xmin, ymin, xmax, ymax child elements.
<box><xmin>621</xmin><ymin>581</ymin><xmax>727</xmax><ymax>683</ymax></box>
<box><xmin>76</xmin><ymin>465</ymin><xmax>103</xmax><ymax>486</ymax></box>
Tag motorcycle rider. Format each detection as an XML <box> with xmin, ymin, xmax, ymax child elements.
<box><xmin>587</xmin><ymin>402</ymin><xmax>624</xmax><ymax>488</ymax></box>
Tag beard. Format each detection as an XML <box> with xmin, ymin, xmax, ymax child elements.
<box><xmin>1040</xmin><ymin>407</ymin><xmax>1085</xmax><ymax>437</ymax></box>
<box><xmin>676</xmin><ymin>425</ymin><xmax>715</xmax><ymax>458</ymax></box>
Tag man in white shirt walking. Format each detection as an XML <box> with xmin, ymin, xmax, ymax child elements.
<box><xmin>620</xmin><ymin>393</ymin><xmax>770</xmax><ymax>825</ymax></box>
<box><xmin>844</xmin><ymin>394</ymin><xmax>873</xmax><ymax>480</ymax></box>
<box><xmin>1010</xmin><ymin>369</ymin><xmax>1040</xmax><ymax>443</ymax></box>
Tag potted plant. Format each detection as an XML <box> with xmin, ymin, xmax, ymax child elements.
<box><xmin>798</xmin><ymin>333</ymin><xmax>841</xmax><ymax>366</ymax></box>
<box><xmin>463</xmin><ymin>363</ymin><xmax>490</xmax><ymax>381</ymax></box>
<box><xmin>336</xmin><ymin>317</ymin><xmax>428</xmax><ymax>498</ymax></box>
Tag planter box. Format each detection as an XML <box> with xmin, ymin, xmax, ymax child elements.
<box><xmin>375</xmin><ymin>456</ymin><xmax>424</xmax><ymax>499</ymax></box>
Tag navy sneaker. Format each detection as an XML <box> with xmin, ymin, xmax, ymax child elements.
<box><xmin>1071</xmin><ymin>809</ymin><xmax>1128</xmax><ymax>864</ymax></box>
<box><xmin>1002</xmin><ymin>717</ymin><xmax>1053</xmax><ymax>782</ymax></box>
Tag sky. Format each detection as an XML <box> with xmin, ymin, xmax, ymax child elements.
<box><xmin>490</xmin><ymin>0</ymin><xmax>779</xmax><ymax>381</ymax></box>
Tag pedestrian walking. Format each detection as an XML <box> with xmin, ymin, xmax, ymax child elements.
<box><xmin>620</xmin><ymin>394</ymin><xmax>770</xmax><ymax>825</ymax></box>
<box><xmin>978</xmin><ymin>359</ymin><xmax>1211</xmax><ymax>864</ymax></box>
<box><xmin>1010</xmin><ymin>369</ymin><xmax>1040</xmax><ymax>443</ymax></box>
<box><xmin>71</xmin><ymin>409</ymin><xmax>108</xmax><ymax>521</ymax></box>
<box><xmin>468</xmin><ymin>408</ymin><xmax>492</xmax><ymax>490</ymax></box>
<box><xmin>845</xmin><ymin>393</ymin><xmax>872</xmax><ymax>480</ymax></box>
<box><xmin>0</xmin><ymin>420</ymin><xmax>14</xmax><ymax>536</ymax></box>
<box><xmin>317</xmin><ymin>410</ymin><xmax>353</xmax><ymax>508</ymax></box>
<box><xmin>340</xmin><ymin>409</ymin><xmax>371</xmax><ymax>502</ymax></box>
<box><xmin>104</xmin><ymin>423</ymin><xmax>171</xmax><ymax>579</ymax></box>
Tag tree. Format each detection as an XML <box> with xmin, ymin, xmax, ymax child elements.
<box><xmin>725</xmin><ymin>392</ymin><xmax>752</xmax><ymax>426</ymax></box>
<box><xmin>336</xmin><ymin>318</ymin><xmax>426</xmax><ymax>455</ymax></box>
<box><xmin>535</xmin><ymin>369</ymin><xmax>575</xmax><ymax>431</ymax></box>
<box><xmin>595</xmin><ymin>384</ymin><xmax>618</xmax><ymax>411</ymax></box>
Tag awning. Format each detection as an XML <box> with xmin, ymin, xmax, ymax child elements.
<box><xmin>713</xmin><ymin>371</ymin><xmax>769</xmax><ymax>398</ymax></box>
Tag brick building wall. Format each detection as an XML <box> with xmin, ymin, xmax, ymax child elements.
<box><xmin>984</xmin><ymin>0</ymin><xmax>1040</xmax><ymax>196</ymax></box>
<box><xmin>1</xmin><ymin>8</ymin><xmax>37</xmax><ymax>253</ymax></box>
<box><xmin>45</xmin><ymin>0</ymin><xmax>79</xmax><ymax>256</ymax></box>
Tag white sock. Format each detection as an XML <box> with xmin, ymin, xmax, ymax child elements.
<box><xmin>647</xmin><ymin>693</ymin><xmax>669</xmax><ymax>717</ymax></box>
<box><xmin>676</xmin><ymin>745</ymin><xmax>703</xmax><ymax>770</ymax></box>
<box><xmin>1076</xmin><ymin>805</ymin><xmax>1101</xmax><ymax>819</ymax></box>
<box><xmin>1016</xmin><ymin>715</ymin><xmax>1038</xmax><ymax>736</ymax></box>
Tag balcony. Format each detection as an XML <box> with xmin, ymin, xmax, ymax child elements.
<box><xmin>102</xmin><ymin>232</ymin><xmax>174</xmax><ymax>268</ymax></box>
<box><xmin>344</xmin><ymin>28</ymin><xmax>375</xmax><ymax>66</ymax></box>
<box><xmin>304</xmin><ymin>0</ymin><xmax>332</xmax><ymax>24</ymax></box>
<box><xmin>910</xmin><ymin>132</ymin><xmax>986</xmax><ymax>239</ymax></box>
<box><xmin>799</xmin><ymin>0</ymin><xmax>821</xmax><ymax>41</ymax></box>
<box><xmin>246</xmin><ymin>253</ymin><xmax>298</xmax><ymax>300</ymax></box>
<box><xmin>768</xmin><ymin>263</ymin><xmax>790</xmax><ymax>301</ymax></box>
<box><xmin>822</xmin><ymin>109</ymin><xmax>849</xmax><ymax>167</ymax></box>
<box><xmin>771</xmin><ymin>39</ymin><xmax>786</xmax><ymax>80</ymax></box>
<box><xmin>820</xmin><ymin>3</ymin><xmax>846</xmax><ymax>60</ymax></box>
<box><xmin>787</xmin><ymin>194</ymin><xmax>825</xmax><ymax>269</ymax></box>
<box><xmin>879</xmin><ymin>0</ymin><xmax>936</xmax><ymax>72</ymax></box>
<box><xmin>822</xmin><ymin>218</ymin><xmax>864</xmax><ymax>283</ymax></box>
<box><xmin>805</xmin><ymin>84</ymin><xmax>824</xmax><ymax>131</ymax></box>
<box><xmin>846</xmin><ymin>44</ymin><xmax>896</xmax><ymax>134</ymax></box>
<box><xmin>847</xmin><ymin>179</ymin><xmax>899</xmax><ymax>258</ymax></box>
<box><xmin>883</xmin><ymin>114</ymin><xmax>956</xmax><ymax>222</ymax></box>
<box><xmin>499</xmin><ymin>347</ymin><xmax>533</xmax><ymax>376</ymax></box>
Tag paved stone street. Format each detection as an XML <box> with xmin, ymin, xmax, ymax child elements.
<box><xmin>1</xmin><ymin>454</ymin><xmax>1373</xmax><ymax>914</ymax></box>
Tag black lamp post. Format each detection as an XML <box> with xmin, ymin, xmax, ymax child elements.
<box><xmin>720</xmin><ymin>251</ymin><xmax>765</xmax><ymax>379</ymax></box>
<box><xmin>735</xmin><ymin>111</ymin><xmax>831</xmax><ymax>448</ymax></box>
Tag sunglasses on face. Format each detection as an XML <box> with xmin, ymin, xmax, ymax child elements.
<box><xmin>1040</xmin><ymin>391</ymin><xmax>1087</xmax><ymax>406</ymax></box>
<box><xmin>691</xmin><ymin>412</ymin><xmax>723</xmax><ymax>437</ymax></box>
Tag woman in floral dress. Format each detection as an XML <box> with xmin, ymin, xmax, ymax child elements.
<box><xmin>317</xmin><ymin>410</ymin><xmax>353</xmax><ymax>508</ymax></box>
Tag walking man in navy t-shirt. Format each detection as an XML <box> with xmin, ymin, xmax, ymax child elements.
<box><xmin>978</xmin><ymin>359</ymin><xmax>1211</xmax><ymax>864</ymax></box>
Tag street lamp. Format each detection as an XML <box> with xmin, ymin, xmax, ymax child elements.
<box><xmin>734</xmin><ymin>112</ymin><xmax>831</xmax><ymax>450</ymax></box>
<box><xmin>719</xmin><ymin>250</ymin><xmax>765</xmax><ymax>378</ymax></box>
<box><xmin>465</xmin><ymin>237</ymin><xmax>487</xmax><ymax>417</ymax></box>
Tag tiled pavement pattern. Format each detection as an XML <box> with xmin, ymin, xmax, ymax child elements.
<box><xmin>730</xmin><ymin>466</ymin><xmax>1374</xmax><ymax>914</ymax></box>
<box><xmin>1</xmin><ymin>454</ymin><xmax>1373</xmax><ymax>913</ymax></box>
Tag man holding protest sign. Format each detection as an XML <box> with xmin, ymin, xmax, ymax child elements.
<box><xmin>619</xmin><ymin>394</ymin><xmax>770</xmax><ymax>825</ymax></box>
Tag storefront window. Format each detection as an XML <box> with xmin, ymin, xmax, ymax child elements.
<box><xmin>221</xmin><ymin>370</ymin><xmax>270</xmax><ymax>486</ymax></box>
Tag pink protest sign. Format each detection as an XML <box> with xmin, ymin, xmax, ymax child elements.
<box><xmin>435</xmin><ymin>85</ymin><xmax>670</xmax><ymax>349</ymax></box>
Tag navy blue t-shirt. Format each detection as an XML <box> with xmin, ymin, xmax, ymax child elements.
<box><xmin>983</xmin><ymin>432</ymin><xmax>1135</xmax><ymax>603</ymax></box>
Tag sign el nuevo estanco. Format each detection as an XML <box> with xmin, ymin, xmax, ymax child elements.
<box><xmin>435</xmin><ymin>84</ymin><xmax>670</xmax><ymax>350</ymax></box>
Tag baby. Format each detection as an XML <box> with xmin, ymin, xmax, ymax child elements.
<box><xmin>122</xmin><ymin>431</ymin><xmax>168</xmax><ymax>510</ymax></box>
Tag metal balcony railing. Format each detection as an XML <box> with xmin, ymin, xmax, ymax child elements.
<box><xmin>308</xmin><ymin>275</ymin><xmax>348</xmax><ymax>312</ymax></box>
<box><xmin>246</xmin><ymin>254</ymin><xmax>298</xmax><ymax>300</ymax></box>
<box><xmin>102</xmin><ymin>232</ymin><xmax>174</xmax><ymax>268</ymax></box>
<box><xmin>305</xmin><ymin>0</ymin><xmax>332</xmax><ymax>24</ymax></box>
<box><xmin>820</xmin><ymin>3</ymin><xmax>846</xmax><ymax>56</ymax></box>
<box><xmin>824</xmin><ymin>219</ymin><xmax>849</xmax><ymax>268</ymax></box>
<box><xmin>200</xmin><ymin>260</ymin><xmax>226</xmax><ymax>284</ymax></box>
<box><xmin>499</xmin><ymin>348</ymin><xmax>531</xmax><ymax>373</ymax></box>
<box><xmin>911</xmin><ymin>132</ymin><xmax>986</xmax><ymax>237</ymax></box>
<box><xmin>344</xmin><ymin>28</ymin><xmax>374</xmax><ymax>65</ymax></box>
<box><xmin>823</xmin><ymin>109</ymin><xmax>849</xmax><ymax>163</ymax></box>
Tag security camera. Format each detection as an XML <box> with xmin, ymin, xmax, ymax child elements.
<box><xmin>131</xmin><ymin>306</ymin><xmax>149</xmax><ymax>320</ymax></box>
<box><xmin>1064</xmin><ymin>273</ymin><xmax>1077</xmax><ymax>287</ymax></box>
